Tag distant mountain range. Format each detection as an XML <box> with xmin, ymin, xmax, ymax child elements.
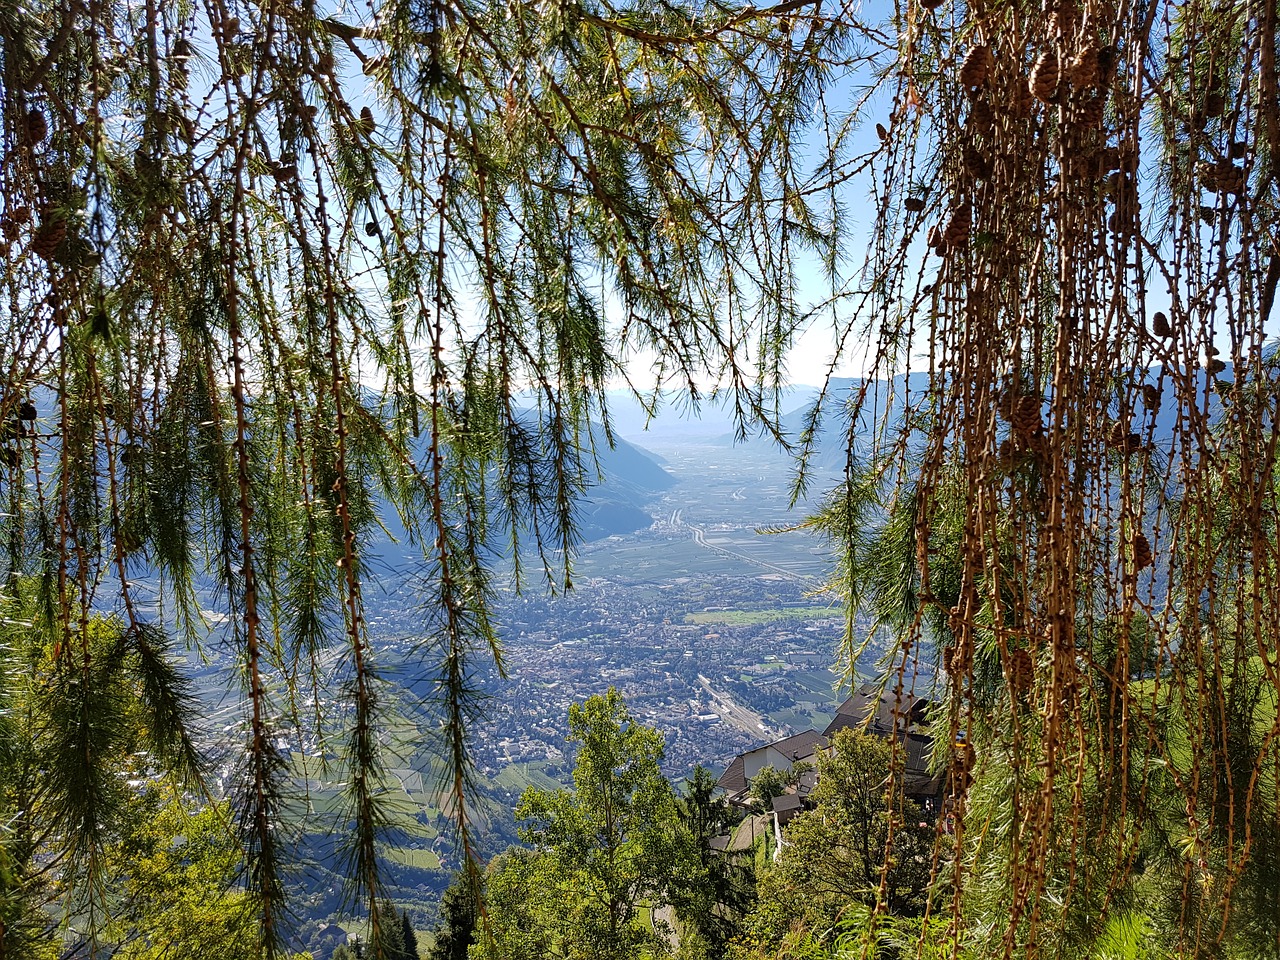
<box><xmin>681</xmin><ymin>365</ymin><xmax>1236</xmax><ymax>473</ymax></box>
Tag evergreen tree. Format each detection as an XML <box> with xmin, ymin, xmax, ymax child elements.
<box><xmin>672</xmin><ymin>766</ymin><xmax>755</xmax><ymax>960</ymax></box>
<box><xmin>374</xmin><ymin>901</ymin><xmax>406</xmax><ymax>960</ymax></box>
<box><xmin>426</xmin><ymin>874</ymin><xmax>475</xmax><ymax>960</ymax></box>
<box><xmin>0</xmin><ymin>0</ymin><xmax>846</xmax><ymax>945</ymax></box>
<box><xmin>3</xmin><ymin>0</ymin><xmax>1280</xmax><ymax>950</ymax></box>
<box><xmin>400</xmin><ymin>911</ymin><xmax>420</xmax><ymax>960</ymax></box>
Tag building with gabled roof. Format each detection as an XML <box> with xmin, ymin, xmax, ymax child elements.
<box><xmin>824</xmin><ymin>683</ymin><xmax>943</xmax><ymax>810</ymax></box>
<box><xmin>716</xmin><ymin>728</ymin><xmax>827</xmax><ymax>807</ymax></box>
<box><xmin>822</xmin><ymin>683</ymin><xmax>930</xmax><ymax>739</ymax></box>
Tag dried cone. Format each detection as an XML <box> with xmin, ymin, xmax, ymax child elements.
<box><xmin>958</xmin><ymin>45</ymin><xmax>994</xmax><ymax>88</ymax></box>
<box><xmin>1031</xmin><ymin>50</ymin><xmax>1061</xmax><ymax>103</ymax></box>
<box><xmin>1009</xmin><ymin>77</ymin><xmax>1037</xmax><ymax>118</ymax></box>
<box><xmin>1141</xmin><ymin>383</ymin><xmax>1161</xmax><ymax>410</ymax></box>
<box><xmin>1207</xmin><ymin>356</ymin><xmax>1227</xmax><ymax>376</ymax></box>
<box><xmin>1151</xmin><ymin>311</ymin><xmax>1172</xmax><ymax>338</ymax></box>
<box><xmin>1045</xmin><ymin>6</ymin><xmax>1076</xmax><ymax>39</ymax></box>
<box><xmin>1214</xmin><ymin>162</ymin><xmax>1245</xmax><ymax>195</ymax></box>
<box><xmin>1068</xmin><ymin>44</ymin><xmax>1100</xmax><ymax>89</ymax></box>
<box><xmin>30</xmin><ymin>220</ymin><xmax>66</xmax><ymax>261</ymax></box>
<box><xmin>968</xmin><ymin>99</ymin><xmax>995</xmax><ymax>133</ymax></box>
<box><xmin>927</xmin><ymin>223</ymin><xmax>942</xmax><ymax>247</ymax></box>
<box><xmin>964</xmin><ymin>144</ymin><xmax>990</xmax><ymax>179</ymax></box>
<box><xmin>904</xmin><ymin>196</ymin><xmax>926</xmax><ymax>212</ymax></box>
<box><xmin>1073</xmin><ymin>92</ymin><xmax>1106</xmax><ymax>129</ymax></box>
<box><xmin>1108</xmin><ymin>422</ymin><xmax>1142</xmax><ymax>451</ymax></box>
<box><xmin>1009</xmin><ymin>394</ymin><xmax>1041</xmax><ymax>435</ymax></box>
<box><xmin>943</xmin><ymin>206</ymin><xmax>971</xmax><ymax>247</ymax></box>
<box><xmin>1131</xmin><ymin>532</ymin><xmax>1153</xmax><ymax>571</ymax></box>
<box><xmin>1009</xmin><ymin>648</ymin><xmax>1034</xmax><ymax>694</ymax></box>
<box><xmin>24</xmin><ymin>108</ymin><xmax>48</xmax><ymax>144</ymax></box>
<box><xmin>921</xmin><ymin>0</ymin><xmax>944</xmax><ymax>9</ymax></box>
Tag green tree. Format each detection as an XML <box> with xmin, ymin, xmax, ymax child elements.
<box><xmin>0</xmin><ymin>604</ymin><xmax>204</xmax><ymax>960</ymax></box>
<box><xmin>476</xmin><ymin>689</ymin><xmax>697</xmax><ymax>960</ymax></box>
<box><xmin>373</xmin><ymin>901</ymin><xmax>411</xmax><ymax>960</ymax></box>
<box><xmin>400</xmin><ymin>911</ymin><xmax>421</xmax><ymax>960</ymax></box>
<box><xmin>746</xmin><ymin>765</ymin><xmax>789</xmax><ymax>814</ymax></box>
<box><xmin>105</xmin><ymin>789</ymin><xmax>265</xmax><ymax>960</ymax></box>
<box><xmin>427</xmin><ymin>873</ymin><xmax>476</xmax><ymax>960</ymax></box>
<box><xmin>6</xmin><ymin>0</ymin><xmax>1280</xmax><ymax>950</ymax></box>
<box><xmin>0</xmin><ymin>0</ymin><xmax>849</xmax><ymax>941</ymax></box>
<box><xmin>0</xmin><ymin>0</ymin><xmax>852</xmax><ymax>944</ymax></box>
<box><xmin>672</xmin><ymin>766</ymin><xmax>755</xmax><ymax>960</ymax></box>
<box><xmin>735</xmin><ymin>730</ymin><xmax>933</xmax><ymax>956</ymax></box>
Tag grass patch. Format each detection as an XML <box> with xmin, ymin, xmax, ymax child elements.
<box><xmin>685</xmin><ymin>606</ymin><xmax>840</xmax><ymax>626</ymax></box>
<box><xmin>492</xmin><ymin>762</ymin><xmax>566</xmax><ymax>794</ymax></box>
<box><xmin>383</xmin><ymin>845</ymin><xmax>443</xmax><ymax>870</ymax></box>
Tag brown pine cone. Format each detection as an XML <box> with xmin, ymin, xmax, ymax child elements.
<box><xmin>959</xmin><ymin>45</ymin><xmax>994</xmax><ymax>88</ymax></box>
<box><xmin>24</xmin><ymin>108</ymin><xmax>48</xmax><ymax>144</ymax></box>
<box><xmin>943</xmin><ymin>206</ymin><xmax>972</xmax><ymax>247</ymax></box>
<box><xmin>1068</xmin><ymin>45</ymin><xmax>1100</xmax><ymax>89</ymax></box>
<box><xmin>1031</xmin><ymin>51</ymin><xmax>1062</xmax><ymax>103</ymax></box>
<box><xmin>30</xmin><ymin>219</ymin><xmax>66</xmax><ymax>261</ymax></box>
<box><xmin>1131</xmin><ymin>532</ymin><xmax>1153</xmax><ymax>571</ymax></box>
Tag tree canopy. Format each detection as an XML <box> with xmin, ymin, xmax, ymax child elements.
<box><xmin>3</xmin><ymin>0</ymin><xmax>1280</xmax><ymax>954</ymax></box>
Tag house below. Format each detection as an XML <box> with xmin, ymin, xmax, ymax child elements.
<box><xmin>716</xmin><ymin>728</ymin><xmax>827</xmax><ymax>808</ymax></box>
<box><xmin>824</xmin><ymin>683</ymin><xmax>944</xmax><ymax>811</ymax></box>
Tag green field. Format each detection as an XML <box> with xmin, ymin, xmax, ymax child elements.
<box><xmin>383</xmin><ymin>845</ymin><xmax>443</xmax><ymax>870</ymax></box>
<box><xmin>491</xmin><ymin>761</ymin><xmax>568</xmax><ymax>794</ymax></box>
<box><xmin>685</xmin><ymin>606</ymin><xmax>840</xmax><ymax>625</ymax></box>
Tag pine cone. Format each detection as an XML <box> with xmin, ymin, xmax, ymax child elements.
<box><xmin>1151</xmin><ymin>311</ymin><xmax>1172</xmax><ymax>338</ymax></box>
<box><xmin>24</xmin><ymin>108</ymin><xmax>48</xmax><ymax>144</ymax></box>
<box><xmin>943</xmin><ymin>206</ymin><xmax>971</xmax><ymax>247</ymax></box>
<box><xmin>958</xmin><ymin>45</ymin><xmax>994</xmax><ymax>88</ymax></box>
<box><xmin>1073</xmin><ymin>92</ymin><xmax>1106</xmax><ymax>129</ymax></box>
<box><xmin>1009</xmin><ymin>394</ymin><xmax>1041</xmax><ymax>435</ymax></box>
<box><xmin>968</xmin><ymin>99</ymin><xmax>995</xmax><ymax>133</ymax></box>
<box><xmin>30</xmin><ymin>219</ymin><xmax>66</xmax><ymax>261</ymax></box>
<box><xmin>1068</xmin><ymin>45</ymin><xmax>1099</xmax><ymax>89</ymax></box>
<box><xmin>963</xmin><ymin>144</ymin><xmax>990</xmax><ymax>179</ymax></box>
<box><xmin>1009</xmin><ymin>648</ymin><xmax>1034</xmax><ymax>693</ymax></box>
<box><xmin>1031</xmin><ymin>51</ymin><xmax>1062</xmax><ymax>103</ymax></box>
<box><xmin>1131</xmin><ymin>532</ymin><xmax>1153</xmax><ymax>571</ymax></box>
<box><xmin>1009</xmin><ymin>77</ymin><xmax>1037</xmax><ymax>118</ymax></box>
<box><xmin>1140</xmin><ymin>383</ymin><xmax>1161</xmax><ymax>410</ymax></box>
<box><xmin>904</xmin><ymin>196</ymin><xmax>926</xmax><ymax>212</ymax></box>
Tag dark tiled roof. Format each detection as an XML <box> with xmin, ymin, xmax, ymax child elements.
<box><xmin>718</xmin><ymin>754</ymin><xmax>747</xmax><ymax>795</ymax></box>
<box><xmin>824</xmin><ymin>683</ymin><xmax>929</xmax><ymax>738</ymax></box>
<box><xmin>769</xmin><ymin>728</ymin><xmax>827</xmax><ymax>761</ymax></box>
